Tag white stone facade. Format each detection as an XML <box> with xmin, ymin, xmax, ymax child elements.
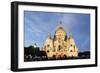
<box><xmin>43</xmin><ymin>22</ymin><xmax>78</xmax><ymax>59</ymax></box>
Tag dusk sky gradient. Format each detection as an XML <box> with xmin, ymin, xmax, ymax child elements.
<box><xmin>24</xmin><ymin>11</ymin><xmax>90</xmax><ymax>52</ymax></box>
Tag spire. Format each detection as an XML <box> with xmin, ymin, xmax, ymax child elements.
<box><xmin>56</xmin><ymin>21</ymin><xmax>63</xmax><ymax>30</ymax></box>
<box><xmin>48</xmin><ymin>33</ymin><xmax>52</xmax><ymax>39</ymax></box>
<box><xmin>69</xmin><ymin>33</ymin><xmax>73</xmax><ymax>38</ymax></box>
<box><xmin>60</xmin><ymin>21</ymin><xmax>62</xmax><ymax>25</ymax></box>
<box><xmin>59</xmin><ymin>21</ymin><xmax>63</xmax><ymax>27</ymax></box>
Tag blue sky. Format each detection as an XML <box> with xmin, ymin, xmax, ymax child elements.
<box><xmin>24</xmin><ymin>11</ymin><xmax>90</xmax><ymax>52</ymax></box>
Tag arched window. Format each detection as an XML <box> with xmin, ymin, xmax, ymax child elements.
<box><xmin>53</xmin><ymin>55</ymin><xmax>56</xmax><ymax>59</ymax></box>
<box><xmin>47</xmin><ymin>44</ymin><xmax>50</xmax><ymax>47</ymax></box>
<box><xmin>58</xmin><ymin>45</ymin><xmax>61</xmax><ymax>51</ymax></box>
<box><xmin>70</xmin><ymin>44</ymin><xmax>72</xmax><ymax>47</ymax></box>
<box><xmin>47</xmin><ymin>50</ymin><xmax>49</xmax><ymax>53</ymax></box>
<box><xmin>70</xmin><ymin>50</ymin><xmax>73</xmax><ymax>52</ymax></box>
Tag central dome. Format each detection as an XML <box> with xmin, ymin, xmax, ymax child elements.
<box><xmin>55</xmin><ymin>21</ymin><xmax>67</xmax><ymax>41</ymax></box>
<box><xmin>55</xmin><ymin>21</ymin><xmax>66</xmax><ymax>36</ymax></box>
